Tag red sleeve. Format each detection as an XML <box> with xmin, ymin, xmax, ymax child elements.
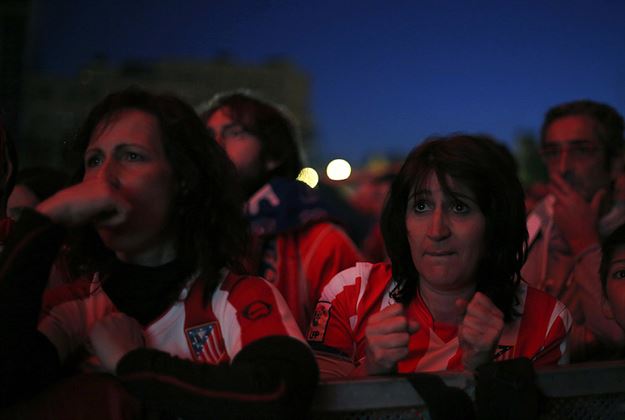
<box><xmin>215</xmin><ymin>274</ymin><xmax>304</xmax><ymax>359</ymax></box>
<box><xmin>300</xmin><ymin>222</ymin><xmax>362</xmax><ymax>305</ymax></box>
<box><xmin>307</xmin><ymin>267</ymin><xmax>361</xmax><ymax>361</ymax></box>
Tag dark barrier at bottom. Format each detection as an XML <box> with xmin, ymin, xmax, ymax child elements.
<box><xmin>310</xmin><ymin>360</ymin><xmax>625</xmax><ymax>419</ymax></box>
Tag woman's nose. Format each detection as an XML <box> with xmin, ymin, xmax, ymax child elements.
<box><xmin>427</xmin><ymin>208</ymin><xmax>451</xmax><ymax>240</ymax></box>
<box><xmin>96</xmin><ymin>159</ymin><xmax>121</xmax><ymax>189</ymax></box>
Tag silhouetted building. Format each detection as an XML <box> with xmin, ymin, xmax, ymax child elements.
<box><xmin>19</xmin><ymin>56</ymin><xmax>313</xmax><ymax>167</ymax></box>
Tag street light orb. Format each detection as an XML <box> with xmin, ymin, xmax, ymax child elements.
<box><xmin>297</xmin><ymin>167</ymin><xmax>320</xmax><ymax>188</ymax></box>
<box><xmin>326</xmin><ymin>159</ymin><xmax>351</xmax><ymax>181</ymax></box>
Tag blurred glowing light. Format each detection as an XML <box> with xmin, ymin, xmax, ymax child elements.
<box><xmin>297</xmin><ymin>167</ymin><xmax>319</xmax><ymax>188</ymax></box>
<box><xmin>326</xmin><ymin>159</ymin><xmax>351</xmax><ymax>181</ymax></box>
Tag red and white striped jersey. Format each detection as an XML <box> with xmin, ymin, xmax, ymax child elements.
<box><xmin>307</xmin><ymin>262</ymin><xmax>572</xmax><ymax>373</ymax></box>
<box><xmin>39</xmin><ymin>271</ymin><xmax>304</xmax><ymax>372</ymax></box>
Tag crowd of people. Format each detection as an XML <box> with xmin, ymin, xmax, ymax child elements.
<box><xmin>0</xmin><ymin>86</ymin><xmax>623</xmax><ymax>418</ymax></box>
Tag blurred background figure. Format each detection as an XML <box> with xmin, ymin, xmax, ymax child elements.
<box><xmin>524</xmin><ymin>181</ymin><xmax>549</xmax><ymax>215</ymax></box>
<box><xmin>524</xmin><ymin>99</ymin><xmax>625</xmax><ymax>361</ymax></box>
<box><xmin>348</xmin><ymin>158</ymin><xmax>400</xmax><ymax>262</ymax></box>
<box><xmin>7</xmin><ymin>166</ymin><xmax>68</xmax><ymax>219</ymax></box>
<box><xmin>199</xmin><ymin>91</ymin><xmax>362</xmax><ymax>332</ymax></box>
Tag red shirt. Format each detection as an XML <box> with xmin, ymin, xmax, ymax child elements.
<box><xmin>39</xmin><ymin>271</ymin><xmax>304</xmax><ymax>370</ymax></box>
<box><xmin>307</xmin><ymin>262</ymin><xmax>572</xmax><ymax>372</ymax></box>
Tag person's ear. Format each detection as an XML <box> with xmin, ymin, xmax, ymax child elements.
<box><xmin>602</xmin><ymin>296</ymin><xmax>615</xmax><ymax>320</ymax></box>
<box><xmin>609</xmin><ymin>153</ymin><xmax>624</xmax><ymax>180</ymax></box>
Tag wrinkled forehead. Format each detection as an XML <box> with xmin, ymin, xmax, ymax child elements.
<box><xmin>95</xmin><ymin>107</ymin><xmax>153</xmax><ymax>132</ymax></box>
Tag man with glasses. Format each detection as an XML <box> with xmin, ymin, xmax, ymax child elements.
<box><xmin>523</xmin><ymin>100</ymin><xmax>625</xmax><ymax>361</ymax></box>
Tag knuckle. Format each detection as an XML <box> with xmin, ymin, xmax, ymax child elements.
<box><xmin>372</xmin><ymin>348</ymin><xmax>384</xmax><ymax>362</ymax></box>
<box><xmin>396</xmin><ymin>317</ymin><xmax>408</xmax><ymax>331</ymax></box>
<box><xmin>398</xmin><ymin>332</ymin><xmax>409</xmax><ymax>344</ymax></box>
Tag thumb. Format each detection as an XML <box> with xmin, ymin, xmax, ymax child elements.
<box><xmin>408</xmin><ymin>318</ymin><xmax>420</xmax><ymax>333</ymax></box>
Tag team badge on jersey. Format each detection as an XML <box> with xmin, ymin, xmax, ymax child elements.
<box><xmin>243</xmin><ymin>300</ymin><xmax>273</xmax><ymax>320</ymax></box>
<box><xmin>307</xmin><ymin>301</ymin><xmax>332</xmax><ymax>342</ymax></box>
<box><xmin>185</xmin><ymin>322</ymin><xmax>226</xmax><ymax>364</ymax></box>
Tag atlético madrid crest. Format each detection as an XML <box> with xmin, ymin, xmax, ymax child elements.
<box><xmin>185</xmin><ymin>322</ymin><xmax>226</xmax><ymax>364</ymax></box>
<box><xmin>307</xmin><ymin>301</ymin><xmax>331</xmax><ymax>342</ymax></box>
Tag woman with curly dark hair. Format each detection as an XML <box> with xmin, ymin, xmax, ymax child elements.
<box><xmin>0</xmin><ymin>87</ymin><xmax>317</xmax><ymax>419</ymax></box>
<box><xmin>308</xmin><ymin>134</ymin><xmax>572</xmax><ymax>378</ymax></box>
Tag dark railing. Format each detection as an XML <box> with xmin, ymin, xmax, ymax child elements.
<box><xmin>310</xmin><ymin>360</ymin><xmax>625</xmax><ymax>419</ymax></box>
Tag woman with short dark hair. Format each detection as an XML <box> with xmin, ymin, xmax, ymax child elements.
<box><xmin>308</xmin><ymin>134</ymin><xmax>571</xmax><ymax>377</ymax></box>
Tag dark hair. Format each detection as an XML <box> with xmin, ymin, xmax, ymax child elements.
<box><xmin>600</xmin><ymin>223</ymin><xmax>625</xmax><ymax>296</ymax></box>
<box><xmin>66</xmin><ymin>87</ymin><xmax>249</xmax><ymax>297</ymax></box>
<box><xmin>540</xmin><ymin>100</ymin><xmax>625</xmax><ymax>169</ymax></box>
<box><xmin>198</xmin><ymin>91</ymin><xmax>304</xmax><ymax>179</ymax></box>
<box><xmin>0</xmin><ymin>117</ymin><xmax>18</xmax><ymax>217</ymax></box>
<box><xmin>15</xmin><ymin>166</ymin><xmax>69</xmax><ymax>201</ymax></box>
<box><xmin>380</xmin><ymin>134</ymin><xmax>527</xmax><ymax>321</ymax></box>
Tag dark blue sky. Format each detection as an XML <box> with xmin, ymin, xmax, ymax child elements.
<box><xmin>31</xmin><ymin>0</ymin><xmax>625</xmax><ymax>166</ymax></box>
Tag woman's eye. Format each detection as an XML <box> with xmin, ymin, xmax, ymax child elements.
<box><xmin>222</xmin><ymin>125</ymin><xmax>246</xmax><ymax>139</ymax></box>
<box><xmin>85</xmin><ymin>155</ymin><xmax>102</xmax><ymax>168</ymax></box>
<box><xmin>611</xmin><ymin>269</ymin><xmax>625</xmax><ymax>279</ymax></box>
<box><xmin>125</xmin><ymin>151</ymin><xmax>143</xmax><ymax>161</ymax></box>
<box><xmin>451</xmin><ymin>201</ymin><xmax>469</xmax><ymax>214</ymax></box>
<box><xmin>414</xmin><ymin>200</ymin><xmax>431</xmax><ymax>213</ymax></box>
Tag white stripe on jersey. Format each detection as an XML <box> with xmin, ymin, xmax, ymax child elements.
<box><xmin>144</xmin><ymin>300</ymin><xmax>189</xmax><ymax>359</ymax></box>
<box><xmin>354</xmin><ymin>263</ymin><xmax>371</xmax><ymax>310</ymax></box>
<box><xmin>144</xmin><ymin>276</ymin><xmax>197</xmax><ymax>360</ymax></box>
<box><xmin>547</xmin><ymin>300</ymin><xmax>572</xmax><ymax>337</ymax></box>
<box><xmin>321</xmin><ymin>262</ymin><xmax>397</xmax><ymax>333</ymax></box>
<box><xmin>211</xmin><ymin>282</ymin><xmax>242</xmax><ymax>360</ymax></box>
<box><xmin>543</xmin><ymin>289</ymin><xmax>572</xmax><ymax>364</ymax></box>
<box><xmin>319</xmin><ymin>264</ymin><xmax>365</xmax><ymax>305</ymax></box>
<box><xmin>204</xmin><ymin>328</ymin><xmax>223</xmax><ymax>362</ymax></box>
